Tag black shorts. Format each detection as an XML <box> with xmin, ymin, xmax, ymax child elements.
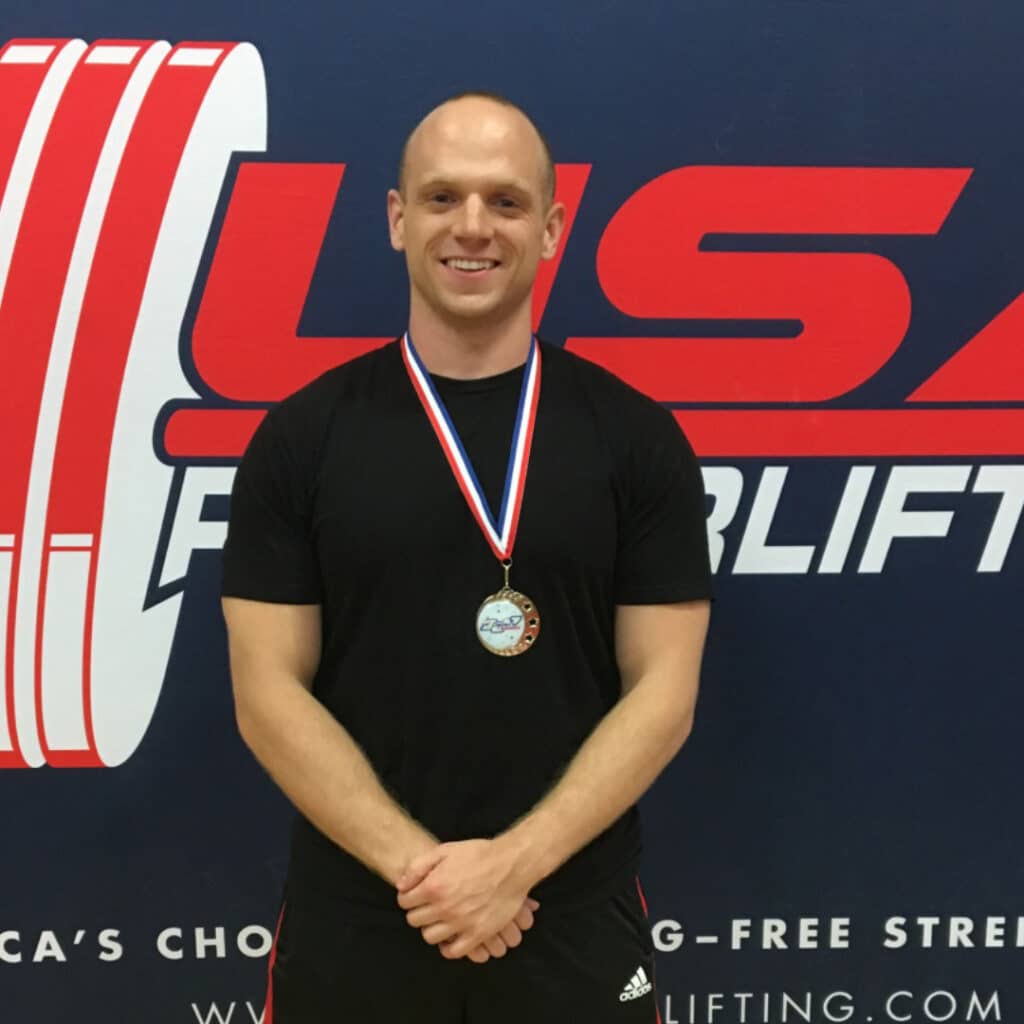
<box><xmin>266</xmin><ymin>875</ymin><xmax>662</xmax><ymax>1023</ymax></box>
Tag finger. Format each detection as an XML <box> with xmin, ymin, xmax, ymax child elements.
<box><xmin>513</xmin><ymin>905</ymin><xmax>534</xmax><ymax>931</ymax></box>
<box><xmin>442</xmin><ymin>933</ymin><xmax>502</xmax><ymax>961</ymax></box>
<box><xmin>397</xmin><ymin>853</ymin><xmax>448</xmax><ymax>903</ymax></box>
<box><xmin>405</xmin><ymin>905</ymin><xmax>443</xmax><ymax>929</ymax></box>
<box><xmin>441</xmin><ymin>937</ymin><xmax>492</xmax><ymax>964</ymax></box>
<box><xmin>421</xmin><ymin>921</ymin><xmax>458</xmax><ymax>946</ymax></box>
<box><xmin>397</xmin><ymin>877</ymin><xmax>442</xmax><ymax>910</ymax></box>
<box><xmin>499</xmin><ymin>923</ymin><xmax>522</xmax><ymax>949</ymax></box>
<box><xmin>397</xmin><ymin>848</ymin><xmax>446</xmax><ymax>893</ymax></box>
<box><xmin>442</xmin><ymin>929</ymin><xmax>503</xmax><ymax>961</ymax></box>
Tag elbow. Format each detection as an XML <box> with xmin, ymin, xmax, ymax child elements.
<box><xmin>234</xmin><ymin>704</ymin><xmax>254</xmax><ymax>748</ymax></box>
<box><xmin>674</xmin><ymin>707</ymin><xmax>696</xmax><ymax>749</ymax></box>
<box><xmin>231</xmin><ymin>686</ymin><xmax>259</xmax><ymax>748</ymax></box>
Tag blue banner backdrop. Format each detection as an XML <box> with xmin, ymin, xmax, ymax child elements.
<box><xmin>2</xmin><ymin>1</ymin><xmax>1022</xmax><ymax>1021</ymax></box>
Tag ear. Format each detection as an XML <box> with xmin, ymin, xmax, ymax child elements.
<box><xmin>387</xmin><ymin>188</ymin><xmax>406</xmax><ymax>251</ymax></box>
<box><xmin>540</xmin><ymin>200</ymin><xmax>566</xmax><ymax>261</ymax></box>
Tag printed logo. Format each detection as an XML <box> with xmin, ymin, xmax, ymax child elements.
<box><xmin>3</xmin><ymin>36</ymin><xmax>1021</xmax><ymax>769</ymax></box>
<box><xmin>478</xmin><ymin>615</ymin><xmax>524</xmax><ymax>634</ymax></box>
<box><xmin>620</xmin><ymin>965</ymin><xmax>653</xmax><ymax>1001</ymax></box>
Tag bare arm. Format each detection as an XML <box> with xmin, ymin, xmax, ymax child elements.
<box><xmin>223</xmin><ymin>596</ymin><xmax>438</xmax><ymax>886</ymax></box>
<box><xmin>395</xmin><ymin>599</ymin><xmax>710</xmax><ymax>962</ymax></box>
<box><xmin>499</xmin><ymin>600</ymin><xmax>711</xmax><ymax>884</ymax></box>
<box><xmin>225</xmin><ymin>596</ymin><xmax>538</xmax><ymax>962</ymax></box>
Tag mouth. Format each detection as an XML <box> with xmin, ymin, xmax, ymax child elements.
<box><xmin>440</xmin><ymin>257</ymin><xmax>501</xmax><ymax>276</ymax></box>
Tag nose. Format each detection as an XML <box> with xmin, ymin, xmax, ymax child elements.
<box><xmin>454</xmin><ymin>194</ymin><xmax>493</xmax><ymax>240</ymax></box>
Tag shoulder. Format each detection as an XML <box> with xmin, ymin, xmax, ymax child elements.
<box><xmin>235</xmin><ymin>340</ymin><xmax>402</xmax><ymax>491</ymax></box>
<box><xmin>253</xmin><ymin>339</ymin><xmax>402</xmax><ymax>449</ymax></box>
<box><xmin>539</xmin><ymin>341</ymin><xmax>688</xmax><ymax>446</ymax></box>
<box><xmin>270</xmin><ymin>339</ymin><xmax>401</xmax><ymax>425</ymax></box>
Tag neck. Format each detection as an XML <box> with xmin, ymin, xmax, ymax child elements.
<box><xmin>407</xmin><ymin>301</ymin><xmax>533</xmax><ymax>379</ymax></box>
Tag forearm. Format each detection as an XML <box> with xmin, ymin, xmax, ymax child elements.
<box><xmin>235</xmin><ymin>671</ymin><xmax>437</xmax><ymax>887</ymax></box>
<box><xmin>500</xmin><ymin>673</ymin><xmax>695</xmax><ymax>887</ymax></box>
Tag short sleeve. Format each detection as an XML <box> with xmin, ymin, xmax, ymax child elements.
<box><xmin>221</xmin><ymin>407</ymin><xmax>324</xmax><ymax>604</ymax></box>
<box><xmin>614</xmin><ymin>407</ymin><xmax>712</xmax><ymax>605</ymax></box>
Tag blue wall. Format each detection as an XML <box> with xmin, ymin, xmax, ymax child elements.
<box><xmin>2</xmin><ymin>2</ymin><xmax>1022</xmax><ymax>1021</ymax></box>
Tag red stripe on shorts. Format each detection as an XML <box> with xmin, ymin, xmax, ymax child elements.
<box><xmin>635</xmin><ymin>876</ymin><xmax>662</xmax><ymax>1024</ymax></box>
<box><xmin>264</xmin><ymin>900</ymin><xmax>286</xmax><ymax>1024</ymax></box>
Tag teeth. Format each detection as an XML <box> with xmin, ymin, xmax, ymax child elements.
<box><xmin>445</xmin><ymin>259</ymin><xmax>495</xmax><ymax>271</ymax></box>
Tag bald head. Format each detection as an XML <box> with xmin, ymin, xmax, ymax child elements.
<box><xmin>398</xmin><ymin>92</ymin><xmax>556</xmax><ymax>208</ymax></box>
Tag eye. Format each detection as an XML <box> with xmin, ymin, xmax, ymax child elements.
<box><xmin>428</xmin><ymin>191</ymin><xmax>455</xmax><ymax>205</ymax></box>
<box><xmin>494</xmin><ymin>196</ymin><xmax>519</xmax><ymax>209</ymax></box>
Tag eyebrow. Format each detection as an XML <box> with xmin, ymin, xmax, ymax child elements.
<box><xmin>417</xmin><ymin>177</ymin><xmax>534</xmax><ymax>198</ymax></box>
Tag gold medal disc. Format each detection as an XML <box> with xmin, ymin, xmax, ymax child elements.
<box><xmin>475</xmin><ymin>587</ymin><xmax>540</xmax><ymax>656</ymax></box>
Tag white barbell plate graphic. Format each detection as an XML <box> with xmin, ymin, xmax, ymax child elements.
<box><xmin>2</xmin><ymin>38</ymin><xmax>266</xmax><ymax>767</ymax></box>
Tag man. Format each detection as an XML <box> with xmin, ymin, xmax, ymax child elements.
<box><xmin>221</xmin><ymin>92</ymin><xmax>711</xmax><ymax>1022</ymax></box>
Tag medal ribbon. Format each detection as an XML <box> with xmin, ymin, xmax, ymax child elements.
<box><xmin>401</xmin><ymin>331</ymin><xmax>540</xmax><ymax>562</ymax></box>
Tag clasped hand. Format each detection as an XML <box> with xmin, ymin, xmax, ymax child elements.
<box><xmin>396</xmin><ymin>839</ymin><xmax>539</xmax><ymax>963</ymax></box>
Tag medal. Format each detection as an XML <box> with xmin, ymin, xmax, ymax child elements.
<box><xmin>401</xmin><ymin>332</ymin><xmax>542</xmax><ymax>656</ymax></box>
<box><xmin>475</xmin><ymin>561</ymin><xmax>541</xmax><ymax>657</ymax></box>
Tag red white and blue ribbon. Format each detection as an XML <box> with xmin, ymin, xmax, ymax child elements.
<box><xmin>401</xmin><ymin>331</ymin><xmax>541</xmax><ymax>563</ymax></box>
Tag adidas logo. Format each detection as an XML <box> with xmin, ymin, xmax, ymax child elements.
<box><xmin>618</xmin><ymin>965</ymin><xmax>653</xmax><ymax>1002</ymax></box>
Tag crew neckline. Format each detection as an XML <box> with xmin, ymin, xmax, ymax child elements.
<box><xmin>430</xmin><ymin>360</ymin><xmax>527</xmax><ymax>395</ymax></box>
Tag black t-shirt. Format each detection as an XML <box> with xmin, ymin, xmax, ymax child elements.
<box><xmin>222</xmin><ymin>339</ymin><xmax>711</xmax><ymax>915</ymax></box>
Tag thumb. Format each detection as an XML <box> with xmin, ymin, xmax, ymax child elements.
<box><xmin>397</xmin><ymin>847</ymin><xmax>446</xmax><ymax>891</ymax></box>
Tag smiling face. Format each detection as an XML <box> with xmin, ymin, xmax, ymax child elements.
<box><xmin>387</xmin><ymin>96</ymin><xmax>564</xmax><ymax>333</ymax></box>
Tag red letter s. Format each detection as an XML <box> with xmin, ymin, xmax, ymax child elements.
<box><xmin>568</xmin><ymin>166</ymin><xmax>971</xmax><ymax>403</ymax></box>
